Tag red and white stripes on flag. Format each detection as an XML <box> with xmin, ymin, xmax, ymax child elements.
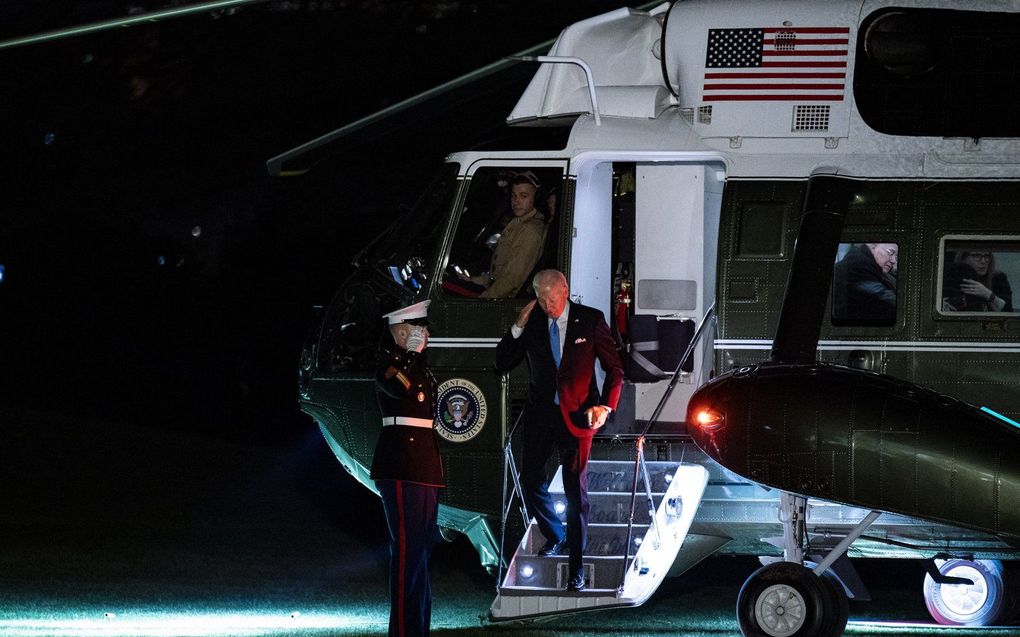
<box><xmin>703</xmin><ymin>27</ymin><xmax>849</xmax><ymax>102</ymax></box>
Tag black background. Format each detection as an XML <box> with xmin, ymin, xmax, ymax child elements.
<box><xmin>1</xmin><ymin>1</ymin><xmax>632</xmax><ymax>437</ymax></box>
<box><xmin>0</xmin><ymin>0</ymin><xmax>632</xmax><ymax>599</ymax></box>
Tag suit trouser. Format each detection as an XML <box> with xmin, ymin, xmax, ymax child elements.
<box><xmin>520</xmin><ymin>402</ymin><xmax>593</xmax><ymax>575</ymax></box>
<box><xmin>377</xmin><ymin>479</ymin><xmax>439</xmax><ymax>637</ymax></box>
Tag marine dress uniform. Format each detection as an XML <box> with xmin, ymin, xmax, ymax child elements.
<box><xmin>371</xmin><ymin>300</ymin><xmax>445</xmax><ymax>637</ymax></box>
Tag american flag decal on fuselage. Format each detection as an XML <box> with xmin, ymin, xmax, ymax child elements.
<box><xmin>703</xmin><ymin>26</ymin><xmax>849</xmax><ymax>102</ymax></box>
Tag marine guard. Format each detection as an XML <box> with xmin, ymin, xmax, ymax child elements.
<box><xmin>371</xmin><ymin>299</ymin><xmax>445</xmax><ymax>637</ymax></box>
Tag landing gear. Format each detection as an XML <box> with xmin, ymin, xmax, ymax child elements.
<box><xmin>737</xmin><ymin>562</ymin><xmax>848</xmax><ymax>637</ymax></box>
<box><xmin>923</xmin><ymin>559</ymin><xmax>1011</xmax><ymax>626</ymax></box>
<box><xmin>736</xmin><ymin>493</ymin><xmax>870</xmax><ymax>636</ymax></box>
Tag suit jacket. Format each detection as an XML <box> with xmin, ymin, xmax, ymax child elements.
<box><xmin>495</xmin><ymin>301</ymin><xmax>624</xmax><ymax>439</ymax></box>
<box><xmin>832</xmin><ymin>243</ymin><xmax>896</xmax><ymax>323</ymax></box>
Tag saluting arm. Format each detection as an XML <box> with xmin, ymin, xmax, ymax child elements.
<box><xmin>495</xmin><ymin>300</ymin><xmax>536</xmax><ymax>371</ymax></box>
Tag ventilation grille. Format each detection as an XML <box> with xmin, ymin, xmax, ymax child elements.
<box><xmin>775</xmin><ymin>30</ymin><xmax>797</xmax><ymax>51</ymax></box>
<box><xmin>698</xmin><ymin>105</ymin><xmax>713</xmax><ymax>124</ymax></box>
<box><xmin>679</xmin><ymin>108</ymin><xmax>694</xmax><ymax>125</ymax></box>
<box><xmin>792</xmin><ymin>104</ymin><xmax>830</xmax><ymax>131</ymax></box>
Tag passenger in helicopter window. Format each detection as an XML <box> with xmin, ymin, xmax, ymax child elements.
<box><xmin>831</xmin><ymin>242</ymin><xmax>898</xmax><ymax>325</ymax></box>
<box><xmin>457</xmin><ymin>171</ymin><xmax>547</xmax><ymax>298</ymax></box>
<box><xmin>537</xmin><ymin>186</ymin><xmax>560</xmax><ymax>271</ymax></box>
<box><xmin>942</xmin><ymin>249</ymin><xmax>1014</xmax><ymax>312</ymax></box>
<box><xmin>543</xmin><ymin>186</ymin><xmax>558</xmax><ymax>224</ymax></box>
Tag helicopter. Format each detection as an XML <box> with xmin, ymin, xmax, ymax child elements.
<box><xmin>288</xmin><ymin>1</ymin><xmax>1020</xmax><ymax>635</ymax></box>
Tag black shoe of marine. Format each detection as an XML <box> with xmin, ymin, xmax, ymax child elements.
<box><xmin>538</xmin><ymin>538</ymin><xmax>566</xmax><ymax>556</ymax></box>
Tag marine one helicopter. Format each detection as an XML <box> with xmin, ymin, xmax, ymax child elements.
<box><xmin>285</xmin><ymin>1</ymin><xmax>1020</xmax><ymax>634</ymax></box>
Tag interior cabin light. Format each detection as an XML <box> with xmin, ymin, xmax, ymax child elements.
<box><xmin>693</xmin><ymin>407</ymin><xmax>725</xmax><ymax>432</ymax></box>
<box><xmin>520</xmin><ymin>565</ymin><xmax>534</xmax><ymax>579</ymax></box>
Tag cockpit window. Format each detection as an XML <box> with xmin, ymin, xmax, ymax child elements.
<box><xmin>938</xmin><ymin>238</ymin><xmax>1019</xmax><ymax>316</ymax></box>
<box><xmin>831</xmin><ymin>242</ymin><xmax>898</xmax><ymax>326</ymax></box>
<box><xmin>442</xmin><ymin>166</ymin><xmax>562</xmax><ymax>299</ymax></box>
<box><xmin>366</xmin><ymin>162</ymin><xmax>460</xmax><ymax>294</ymax></box>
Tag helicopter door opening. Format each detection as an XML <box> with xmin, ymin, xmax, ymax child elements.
<box><xmin>595</xmin><ymin>162</ymin><xmax>722</xmax><ymax>436</ymax></box>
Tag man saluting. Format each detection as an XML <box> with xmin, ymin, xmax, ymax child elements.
<box><xmin>495</xmin><ymin>269</ymin><xmax>624</xmax><ymax>591</ymax></box>
<box><xmin>371</xmin><ymin>300</ymin><xmax>445</xmax><ymax>637</ymax></box>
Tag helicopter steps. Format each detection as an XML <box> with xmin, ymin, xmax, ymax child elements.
<box><xmin>489</xmin><ymin>460</ymin><xmax>708</xmax><ymax>622</ymax></box>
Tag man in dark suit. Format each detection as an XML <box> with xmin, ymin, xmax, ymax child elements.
<box><xmin>495</xmin><ymin>269</ymin><xmax>624</xmax><ymax>591</ymax></box>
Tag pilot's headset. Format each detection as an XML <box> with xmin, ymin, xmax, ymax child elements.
<box><xmin>513</xmin><ymin>170</ymin><xmax>547</xmax><ymax>217</ymax></box>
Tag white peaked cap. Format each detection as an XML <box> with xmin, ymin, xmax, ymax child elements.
<box><xmin>382</xmin><ymin>299</ymin><xmax>431</xmax><ymax>325</ymax></box>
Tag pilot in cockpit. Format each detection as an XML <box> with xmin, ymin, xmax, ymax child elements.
<box><xmin>457</xmin><ymin>171</ymin><xmax>548</xmax><ymax>298</ymax></box>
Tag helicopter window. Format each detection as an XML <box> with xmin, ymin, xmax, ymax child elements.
<box><xmin>442</xmin><ymin>167</ymin><xmax>562</xmax><ymax>299</ymax></box>
<box><xmin>855</xmin><ymin>8</ymin><xmax>1020</xmax><ymax>137</ymax></box>
<box><xmin>937</xmin><ymin>238</ymin><xmax>1019</xmax><ymax>316</ymax></box>
<box><xmin>831</xmin><ymin>242</ymin><xmax>898</xmax><ymax>326</ymax></box>
<box><xmin>368</xmin><ymin>162</ymin><xmax>460</xmax><ymax>293</ymax></box>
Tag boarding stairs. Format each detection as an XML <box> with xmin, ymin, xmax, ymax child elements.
<box><xmin>488</xmin><ymin>459</ymin><xmax>708</xmax><ymax>620</ymax></box>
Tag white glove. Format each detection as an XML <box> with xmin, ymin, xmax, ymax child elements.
<box><xmin>405</xmin><ymin>326</ymin><xmax>427</xmax><ymax>353</ymax></box>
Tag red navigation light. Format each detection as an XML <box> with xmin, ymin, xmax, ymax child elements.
<box><xmin>692</xmin><ymin>407</ymin><xmax>725</xmax><ymax>432</ymax></box>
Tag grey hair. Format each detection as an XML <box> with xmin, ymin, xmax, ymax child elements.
<box><xmin>532</xmin><ymin>269</ymin><xmax>567</xmax><ymax>292</ymax></box>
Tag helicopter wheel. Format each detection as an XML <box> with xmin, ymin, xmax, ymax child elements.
<box><xmin>818</xmin><ymin>570</ymin><xmax>849</xmax><ymax>637</ymax></box>
<box><xmin>923</xmin><ymin>559</ymin><xmax>1010</xmax><ymax>626</ymax></box>
<box><xmin>737</xmin><ymin>562</ymin><xmax>846</xmax><ymax>637</ymax></box>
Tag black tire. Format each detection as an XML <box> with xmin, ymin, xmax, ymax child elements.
<box><xmin>737</xmin><ymin>562</ymin><xmax>830</xmax><ymax>637</ymax></box>
<box><xmin>923</xmin><ymin>559</ymin><xmax>1009</xmax><ymax>626</ymax></box>
<box><xmin>818</xmin><ymin>570</ymin><xmax>850</xmax><ymax>637</ymax></box>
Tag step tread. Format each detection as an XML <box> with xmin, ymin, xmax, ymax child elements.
<box><xmin>586</xmin><ymin>491</ymin><xmax>668</xmax><ymax>497</ymax></box>
<box><xmin>587</xmin><ymin>460</ymin><xmax>684</xmax><ymax>466</ymax></box>
<box><xmin>497</xmin><ymin>585</ymin><xmax>619</xmax><ymax>597</ymax></box>
<box><xmin>516</xmin><ymin>554</ymin><xmax>628</xmax><ymax>562</ymax></box>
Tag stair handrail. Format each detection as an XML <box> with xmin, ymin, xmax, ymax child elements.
<box><xmin>618</xmin><ymin>303</ymin><xmax>717</xmax><ymax>592</ymax></box>
<box><xmin>496</xmin><ymin>407</ymin><xmax>529</xmax><ymax>594</ymax></box>
<box><xmin>639</xmin><ymin>450</ymin><xmax>661</xmax><ymax>548</ymax></box>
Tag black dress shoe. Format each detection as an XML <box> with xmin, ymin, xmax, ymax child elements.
<box><xmin>566</xmin><ymin>570</ymin><xmax>586</xmax><ymax>592</ymax></box>
<box><xmin>538</xmin><ymin>538</ymin><xmax>566</xmax><ymax>556</ymax></box>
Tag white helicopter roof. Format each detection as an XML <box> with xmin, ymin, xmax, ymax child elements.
<box><xmin>507</xmin><ymin>0</ymin><xmax>1020</xmax><ymax>180</ymax></box>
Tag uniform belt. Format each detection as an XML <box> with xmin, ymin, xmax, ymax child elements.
<box><xmin>382</xmin><ymin>416</ymin><xmax>434</xmax><ymax>428</ymax></box>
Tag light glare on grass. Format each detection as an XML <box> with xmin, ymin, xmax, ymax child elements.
<box><xmin>0</xmin><ymin>609</ymin><xmax>386</xmax><ymax>637</ymax></box>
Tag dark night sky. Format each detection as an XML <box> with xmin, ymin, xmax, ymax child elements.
<box><xmin>0</xmin><ymin>0</ymin><xmax>633</xmax><ymax>605</ymax></box>
<box><xmin>0</xmin><ymin>0</ymin><xmax>632</xmax><ymax>433</ymax></box>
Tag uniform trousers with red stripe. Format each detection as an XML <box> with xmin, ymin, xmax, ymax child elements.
<box><xmin>377</xmin><ymin>479</ymin><xmax>439</xmax><ymax>637</ymax></box>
